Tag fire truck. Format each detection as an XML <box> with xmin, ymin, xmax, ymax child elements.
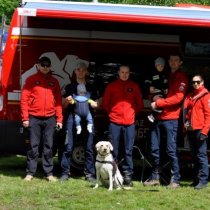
<box><xmin>1</xmin><ymin>0</ymin><xmax>210</xmax><ymax>168</ymax></box>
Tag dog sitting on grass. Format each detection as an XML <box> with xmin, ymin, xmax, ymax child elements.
<box><xmin>93</xmin><ymin>141</ymin><xmax>124</xmax><ymax>191</ymax></box>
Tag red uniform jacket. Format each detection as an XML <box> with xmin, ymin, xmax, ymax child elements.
<box><xmin>156</xmin><ymin>70</ymin><xmax>188</xmax><ymax>120</ymax></box>
<box><xmin>102</xmin><ymin>79</ymin><xmax>144</xmax><ymax>125</ymax></box>
<box><xmin>183</xmin><ymin>87</ymin><xmax>210</xmax><ymax>135</ymax></box>
<box><xmin>21</xmin><ymin>71</ymin><xmax>63</xmax><ymax>123</ymax></box>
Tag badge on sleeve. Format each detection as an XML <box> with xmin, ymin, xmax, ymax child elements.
<box><xmin>127</xmin><ymin>88</ymin><xmax>133</xmax><ymax>92</ymax></box>
<box><xmin>49</xmin><ymin>82</ymin><xmax>55</xmax><ymax>87</ymax></box>
<box><xmin>208</xmin><ymin>99</ymin><xmax>210</xmax><ymax>108</ymax></box>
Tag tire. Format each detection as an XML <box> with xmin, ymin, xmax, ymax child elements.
<box><xmin>71</xmin><ymin>145</ymin><xmax>85</xmax><ymax>170</ymax></box>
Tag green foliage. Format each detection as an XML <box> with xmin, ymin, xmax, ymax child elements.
<box><xmin>0</xmin><ymin>0</ymin><xmax>19</xmax><ymax>24</ymax></box>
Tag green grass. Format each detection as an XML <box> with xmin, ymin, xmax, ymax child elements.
<box><xmin>0</xmin><ymin>155</ymin><xmax>210</xmax><ymax>210</ymax></box>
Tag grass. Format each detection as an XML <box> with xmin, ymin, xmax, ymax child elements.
<box><xmin>0</xmin><ymin>155</ymin><xmax>210</xmax><ymax>210</ymax></box>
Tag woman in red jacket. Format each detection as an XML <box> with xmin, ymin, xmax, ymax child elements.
<box><xmin>183</xmin><ymin>74</ymin><xmax>210</xmax><ymax>190</ymax></box>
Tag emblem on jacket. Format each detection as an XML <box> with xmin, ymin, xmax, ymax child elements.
<box><xmin>127</xmin><ymin>88</ymin><xmax>133</xmax><ymax>92</ymax></box>
<box><xmin>49</xmin><ymin>82</ymin><xmax>55</xmax><ymax>87</ymax></box>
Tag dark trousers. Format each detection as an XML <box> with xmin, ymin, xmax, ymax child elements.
<box><xmin>109</xmin><ymin>122</ymin><xmax>135</xmax><ymax>177</ymax></box>
<box><xmin>26</xmin><ymin>115</ymin><xmax>56</xmax><ymax>176</ymax></box>
<box><xmin>188</xmin><ymin>130</ymin><xmax>209</xmax><ymax>184</ymax></box>
<box><xmin>60</xmin><ymin>114</ymin><xmax>95</xmax><ymax>176</ymax></box>
<box><xmin>150</xmin><ymin>120</ymin><xmax>180</xmax><ymax>183</ymax></box>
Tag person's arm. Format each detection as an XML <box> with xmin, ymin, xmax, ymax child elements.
<box><xmin>201</xmin><ymin>93</ymin><xmax>210</xmax><ymax>136</ymax></box>
<box><xmin>20</xmin><ymin>77</ymin><xmax>32</xmax><ymax>127</ymax></box>
<box><xmin>62</xmin><ymin>83</ymin><xmax>75</xmax><ymax>108</ymax></box>
<box><xmin>156</xmin><ymin>73</ymin><xmax>188</xmax><ymax>108</ymax></box>
<box><xmin>88</xmin><ymin>99</ymin><xmax>98</xmax><ymax>108</ymax></box>
<box><xmin>54</xmin><ymin>80</ymin><xmax>63</xmax><ymax>127</ymax></box>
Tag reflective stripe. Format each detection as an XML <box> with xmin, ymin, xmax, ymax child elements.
<box><xmin>7</xmin><ymin>91</ymin><xmax>21</xmax><ymax>101</ymax></box>
<box><xmin>0</xmin><ymin>95</ymin><xmax>3</xmax><ymax>111</ymax></box>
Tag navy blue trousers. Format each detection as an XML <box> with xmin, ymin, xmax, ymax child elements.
<box><xmin>109</xmin><ymin>122</ymin><xmax>135</xmax><ymax>177</ymax></box>
<box><xmin>26</xmin><ymin>115</ymin><xmax>56</xmax><ymax>176</ymax></box>
<box><xmin>60</xmin><ymin>114</ymin><xmax>95</xmax><ymax>177</ymax></box>
<box><xmin>150</xmin><ymin>120</ymin><xmax>180</xmax><ymax>183</ymax></box>
<box><xmin>188</xmin><ymin>130</ymin><xmax>209</xmax><ymax>185</ymax></box>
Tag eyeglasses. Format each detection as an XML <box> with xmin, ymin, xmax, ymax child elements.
<box><xmin>192</xmin><ymin>80</ymin><xmax>201</xmax><ymax>85</ymax></box>
<box><xmin>40</xmin><ymin>63</ymin><xmax>50</xmax><ymax>68</ymax></box>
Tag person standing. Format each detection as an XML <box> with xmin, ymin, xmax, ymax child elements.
<box><xmin>21</xmin><ymin>56</ymin><xmax>63</xmax><ymax>182</ymax></box>
<box><xmin>102</xmin><ymin>65</ymin><xmax>144</xmax><ymax>188</ymax></box>
<box><xmin>60</xmin><ymin>62</ymin><xmax>99</xmax><ymax>182</ymax></box>
<box><xmin>183</xmin><ymin>75</ymin><xmax>210</xmax><ymax>190</ymax></box>
<box><xmin>143</xmin><ymin>53</ymin><xmax>188</xmax><ymax>189</ymax></box>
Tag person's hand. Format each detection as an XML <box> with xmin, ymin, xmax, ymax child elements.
<box><xmin>153</xmin><ymin>95</ymin><xmax>162</xmax><ymax>102</ymax></box>
<box><xmin>66</xmin><ymin>96</ymin><xmax>73</xmax><ymax>103</ymax></box>
<box><xmin>56</xmin><ymin>122</ymin><xmax>63</xmax><ymax>130</ymax></box>
<box><xmin>90</xmin><ymin>100</ymin><xmax>98</xmax><ymax>108</ymax></box>
<box><xmin>23</xmin><ymin>120</ymin><xmax>29</xmax><ymax>128</ymax></box>
<box><xmin>151</xmin><ymin>102</ymin><xmax>157</xmax><ymax>110</ymax></box>
<box><xmin>200</xmin><ymin>133</ymin><xmax>208</xmax><ymax>141</ymax></box>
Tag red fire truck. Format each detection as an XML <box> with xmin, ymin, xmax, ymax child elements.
<box><xmin>1</xmin><ymin>1</ymin><xmax>210</xmax><ymax>168</ymax></box>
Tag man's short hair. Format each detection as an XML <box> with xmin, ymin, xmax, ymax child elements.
<box><xmin>118</xmin><ymin>64</ymin><xmax>130</xmax><ymax>70</ymax></box>
<box><xmin>38</xmin><ymin>56</ymin><xmax>51</xmax><ymax>65</ymax></box>
<box><xmin>169</xmin><ymin>52</ymin><xmax>183</xmax><ymax>61</ymax></box>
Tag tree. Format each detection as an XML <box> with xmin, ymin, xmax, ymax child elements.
<box><xmin>0</xmin><ymin>0</ymin><xmax>19</xmax><ymax>24</ymax></box>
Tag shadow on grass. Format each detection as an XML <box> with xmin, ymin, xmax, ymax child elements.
<box><xmin>0</xmin><ymin>154</ymin><xmax>204</xmax><ymax>186</ymax></box>
<box><xmin>0</xmin><ymin>154</ymin><xmax>85</xmax><ymax>180</ymax></box>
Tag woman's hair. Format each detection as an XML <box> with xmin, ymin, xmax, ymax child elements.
<box><xmin>192</xmin><ymin>74</ymin><xmax>204</xmax><ymax>81</ymax></box>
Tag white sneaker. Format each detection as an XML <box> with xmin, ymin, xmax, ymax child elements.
<box><xmin>76</xmin><ymin>125</ymin><xmax>82</xmax><ymax>134</ymax></box>
<box><xmin>87</xmin><ymin>124</ymin><xmax>93</xmax><ymax>133</ymax></box>
<box><xmin>148</xmin><ymin>114</ymin><xmax>155</xmax><ymax>123</ymax></box>
<box><xmin>24</xmin><ymin>175</ymin><xmax>33</xmax><ymax>181</ymax></box>
<box><xmin>46</xmin><ymin>175</ymin><xmax>57</xmax><ymax>182</ymax></box>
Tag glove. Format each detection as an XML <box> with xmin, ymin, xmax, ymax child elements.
<box><xmin>199</xmin><ymin>133</ymin><xmax>208</xmax><ymax>141</ymax></box>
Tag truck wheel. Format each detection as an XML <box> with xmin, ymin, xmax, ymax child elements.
<box><xmin>71</xmin><ymin>145</ymin><xmax>85</xmax><ymax>170</ymax></box>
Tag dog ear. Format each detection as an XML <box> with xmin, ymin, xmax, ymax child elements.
<box><xmin>109</xmin><ymin>142</ymin><xmax>113</xmax><ymax>151</ymax></box>
<box><xmin>95</xmin><ymin>142</ymin><xmax>101</xmax><ymax>151</ymax></box>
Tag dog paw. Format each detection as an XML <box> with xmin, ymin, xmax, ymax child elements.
<box><xmin>93</xmin><ymin>185</ymin><xmax>99</xmax><ymax>189</ymax></box>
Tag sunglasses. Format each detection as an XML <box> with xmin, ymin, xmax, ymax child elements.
<box><xmin>40</xmin><ymin>63</ymin><xmax>51</xmax><ymax>68</ymax></box>
<box><xmin>192</xmin><ymin>80</ymin><xmax>201</xmax><ymax>85</ymax></box>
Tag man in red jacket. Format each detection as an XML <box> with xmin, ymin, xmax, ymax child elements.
<box><xmin>21</xmin><ymin>56</ymin><xmax>63</xmax><ymax>182</ymax></box>
<box><xmin>144</xmin><ymin>53</ymin><xmax>188</xmax><ymax>189</ymax></box>
<box><xmin>183</xmin><ymin>75</ymin><xmax>210</xmax><ymax>190</ymax></box>
<box><xmin>102</xmin><ymin>65</ymin><xmax>144</xmax><ymax>188</ymax></box>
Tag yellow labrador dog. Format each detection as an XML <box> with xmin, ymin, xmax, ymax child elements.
<box><xmin>94</xmin><ymin>141</ymin><xmax>124</xmax><ymax>191</ymax></box>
